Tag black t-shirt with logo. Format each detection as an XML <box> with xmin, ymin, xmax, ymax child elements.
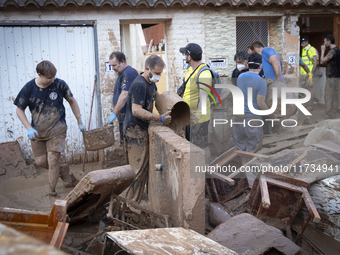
<box><xmin>14</xmin><ymin>78</ymin><xmax>73</xmax><ymax>140</ymax></box>
<box><xmin>123</xmin><ymin>75</ymin><xmax>157</xmax><ymax>133</ymax></box>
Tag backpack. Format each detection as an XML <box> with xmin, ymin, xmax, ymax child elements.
<box><xmin>196</xmin><ymin>65</ymin><xmax>223</xmax><ymax>106</ymax></box>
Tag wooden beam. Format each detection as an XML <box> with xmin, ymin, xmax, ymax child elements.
<box><xmin>205</xmin><ymin>179</ymin><xmax>220</xmax><ymax>203</ymax></box>
<box><xmin>209</xmin><ymin>172</ymin><xmax>235</xmax><ymax>186</ymax></box>
<box><xmin>236</xmin><ymin>150</ymin><xmax>271</xmax><ymax>161</ymax></box>
<box><xmin>334</xmin><ymin>17</ymin><xmax>340</xmax><ymax>47</ymax></box>
<box><xmin>301</xmin><ymin>188</ymin><xmax>321</xmax><ymax>223</ymax></box>
<box><xmin>230</xmin><ymin>157</ymin><xmax>258</xmax><ymax>179</ymax></box>
<box><xmin>259</xmin><ymin>175</ymin><xmax>271</xmax><ymax>209</ymax></box>
<box><xmin>286</xmin><ymin>151</ymin><xmax>308</xmax><ymax>169</ymax></box>
<box><xmin>295</xmin><ymin>214</ymin><xmax>312</xmax><ymax>244</ymax></box>
<box><xmin>262</xmin><ymin>130</ymin><xmax>310</xmax><ymax>146</ymax></box>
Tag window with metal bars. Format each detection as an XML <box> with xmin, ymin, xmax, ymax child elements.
<box><xmin>236</xmin><ymin>21</ymin><xmax>268</xmax><ymax>52</ymax></box>
<box><xmin>297</xmin><ymin>17</ymin><xmax>333</xmax><ymax>33</ymax></box>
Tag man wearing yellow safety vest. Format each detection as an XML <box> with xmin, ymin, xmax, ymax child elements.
<box><xmin>300</xmin><ymin>36</ymin><xmax>318</xmax><ymax>110</ymax></box>
<box><xmin>179</xmin><ymin>43</ymin><xmax>212</xmax><ymax>163</ymax></box>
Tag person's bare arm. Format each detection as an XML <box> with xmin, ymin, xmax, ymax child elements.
<box><xmin>268</xmin><ymin>55</ymin><xmax>282</xmax><ymax>81</ymax></box>
<box><xmin>301</xmin><ymin>63</ymin><xmax>310</xmax><ymax>74</ymax></box>
<box><xmin>312</xmin><ymin>55</ymin><xmax>318</xmax><ymax>76</ymax></box>
<box><xmin>132</xmin><ymin>103</ymin><xmax>162</xmax><ymax>122</ymax></box>
<box><xmin>320</xmin><ymin>45</ymin><xmax>331</xmax><ymax>65</ymax></box>
<box><xmin>257</xmin><ymin>95</ymin><xmax>269</xmax><ymax>110</ymax></box>
<box><xmin>67</xmin><ymin>97</ymin><xmax>82</xmax><ymax>123</ymax></box>
<box><xmin>112</xmin><ymin>91</ymin><xmax>128</xmax><ymax>114</ymax></box>
<box><xmin>16</xmin><ymin>107</ymin><xmax>32</xmax><ymax>130</ymax></box>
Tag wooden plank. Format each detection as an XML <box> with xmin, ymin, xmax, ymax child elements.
<box><xmin>236</xmin><ymin>150</ymin><xmax>271</xmax><ymax>161</ymax></box>
<box><xmin>0</xmin><ymin>209</ymin><xmax>49</xmax><ymax>224</ymax></box>
<box><xmin>262</xmin><ymin>130</ymin><xmax>310</xmax><ymax>146</ymax></box>
<box><xmin>0</xmin><ymin>221</ymin><xmax>53</xmax><ymax>231</ymax></box>
<box><xmin>257</xmin><ymin>139</ymin><xmax>302</xmax><ymax>155</ymax></box>
<box><xmin>48</xmin><ymin>200</ymin><xmax>67</xmax><ymax>228</ymax></box>
<box><xmin>292</xmin><ymin>219</ymin><xmax>340</xmax><ymax>255</ymax></box>
<box><xmin>50</xmin><ymin>222</ymin><xmax>69</xmax><ymax>249</ymax></box>
<box><xmin>286</xmin><ymin>151</ymin><xmax>308</xmax><ymax>169</ymax></box>
<box><xmin>301</xmin><ymin>188</ymin><xmax>321</xmax><ymax>223</ymax></box>
<box><xmin>334</xmin><ymin>17</ymin><xmax>340</xmax><ymax>49</ymax></box>
<box><xmin>295</xmin><ymin>214</ymin><xmax>311</xmax><ymax>243</ymax></box>
<box><xmin>230</xmin><ymin>157</ymin><xmax>258</xmax><ymax>179</ymax></box>
<box><xmin>266</xmin><ymin>178</ymin><xmax>305</xmax><ymax>193</ymax></box>
<box><xmin>209</xmin><ymin>172</ymin><xmax>235</xmax><ymax>186</ymax></box>
<box><xmin>209</xmin><ymin>147</ymin><xmax>239</xmax><ymax>168</ymax></box>
<box><xmin>205</xmin><ymin>178</ymin><xmax>220</xmax><ymax>203</ymax></box>
<box><xmin>259</xmin><ymin>175</ymin><xmax>270</xmax><ymax>209</ymax></box>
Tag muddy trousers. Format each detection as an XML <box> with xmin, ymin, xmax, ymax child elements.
<box><xmin>300</xmin><ymin>75</ymin><xmax>314</xmax><ymax>110</ymax></box>
<box><xmin>125</xmin><ymin>126</ymin><xmax>149</xmax><ymax>203</ymax></box>
<box><xmin>325</xmin><ymin>78</ymin><xmax>340</xmax><ymax>116</ymax></box>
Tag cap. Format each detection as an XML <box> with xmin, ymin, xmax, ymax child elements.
<box><xmin>179</xmin><ymin>43</ymin><xmax>202</xmax><ymax>59</ymax></box>
<box><xmin>301</xmin><ymin>36</ymin><xmax>309</xmax><ymax>42</ymax></box>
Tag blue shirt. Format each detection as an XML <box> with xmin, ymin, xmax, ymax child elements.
<box><xmin>112</xmin><ymin>66</ymin><xmax>139</xmax><ymax>122</ymax></box>
<box><xmin>262</xmin><ymin>47</ymin><xmax>283</xmax><ymax>81</ymax></box>
<box><xmin>237</xmin><ymin>72</ymin><xmax>267</xmax><ymax>116</ymax></box>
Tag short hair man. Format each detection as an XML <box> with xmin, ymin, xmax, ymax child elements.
<box><xmin>231</xmin><ymin>51</ymin><xmax>249</xmax><ymax>85</ymax></box>
<box><xmin>320</xmin><ymin>34</ymin><xmax>340</xmax><ymax>118</ymax></box>
<box><xmin>123</xmin><ymin>55</ymin><xmax>171</xmax><ymax>202</ymax></box>
<box><xmin>107</xmin><ymin>52</ymin><xmax>139</xmax><ymax>143</ymax></box>
<box><xmin>300</xmin><ymin>36</ymin><xmax>318</xmax><ymax>110</ymax></box>
<box><xmin>179</xmin><ymin>43</ymin><xmax>212</xmax><ymax>162</ymax></box>
<box><xmin>232</xmin><ymin>53</ymin><xmax>269</xmax><ymax>152</ymax></box>
<box><xmin>14</xmin><ymin>60</ymin><xmax>84</xmax><ymax>196</ymax></box>
<box><xmin>251</xmin><ymin>41</ymin><xmax>283</xmax><ymax>81</ymax></box>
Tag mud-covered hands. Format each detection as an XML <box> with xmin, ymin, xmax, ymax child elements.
<box><xmin>160</xmin><ymin>111</ymin><xmax>171</xmax><ymax>126</ymax></box>
<box><xmin>107</xmin><ymin>113</ymin><xmax>117</xmax><ymax>124</ymax></box>
<box><xmin>78</xmin><ymin>121</ymin><xmax>86</xmax><ymax>132</ymax></box>
<box><xmin>27</xmin><ymin>128</ymin><xmax>38</xmax><ymax>140</ymax></box>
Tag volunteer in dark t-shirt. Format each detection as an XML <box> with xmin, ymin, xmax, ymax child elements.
<box><xmin>123</xmin><ymin>55</ymin><xmax>171</xmax><ymax>203</ymax></box>
<box><xmin>14</xmin><ymin>60</ymin><xmax>85</xmax><ymax>196</ymax></box>
<box><xmin>320</xmin><ymin>34</ymin><xmax>340</xmax><ymax>118</ymax></box>
<box><xmin>107</xmin><ymin>52</ymin><xmax>139</xmax><ymax>143</ymax></box>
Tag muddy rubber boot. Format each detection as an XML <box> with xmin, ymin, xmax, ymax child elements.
<box><xmin>59</xmin><ymin>164</ymin><xmax>76</xmax><ymax>187</ymax></box>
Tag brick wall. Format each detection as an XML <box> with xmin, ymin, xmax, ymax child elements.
<box><xmin>204</xmin><ymin>8</ymin><xmax>285</xmax><ymax>78</ymax></box>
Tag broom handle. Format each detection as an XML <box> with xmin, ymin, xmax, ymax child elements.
<box><xmin>88</xmin><ymin>75</ymin><xmax>97</xmax><ymax>130</ymax></box>
<box><xmin>82</xmin><ymin>75</ymin><xmax>97</xmax><ymax>172</ymax></box>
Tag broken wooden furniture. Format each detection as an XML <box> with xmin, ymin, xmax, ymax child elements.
<box><xmin>105</xmin><ymin>194</ymin><xmax>171</xmax><ymax>230</ymax></box>
<box><xmin>104</xmin><ymin>227</ymin><xmax>239</xmax><ymax>254</ymax></box>
<box><xmin>248</xmin><ymin>172</ymin><xmax>321</xmax><ymax>243</ymax></box>
<box><xmin>0</xmin><ymin>223</ymin><xmax>68</xmax><ymax>255</ymax></box>
<box><xmin>0</xmin><ymin>200</ymin><xmax>68</xmax><ymax>249</ymax></box>
<box><xmin>65</xmin><ymin>165</ymin><xmax>135</xmax><ymax>222</ymax></box>
<box><xmin>81</xmin><ymin>195</ymin><xmax>172</xmax><ymax>254</ymax></box>
<box><xmin>206</xmin><ymin>147</ymin><xmax>271</xmax><ymax>203</ymax></box>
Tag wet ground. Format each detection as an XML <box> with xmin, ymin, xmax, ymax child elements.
<box><xmin>0</xmin><ymin>162</ymin><xmax>102</xmax><ymax>212</ymax></box>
